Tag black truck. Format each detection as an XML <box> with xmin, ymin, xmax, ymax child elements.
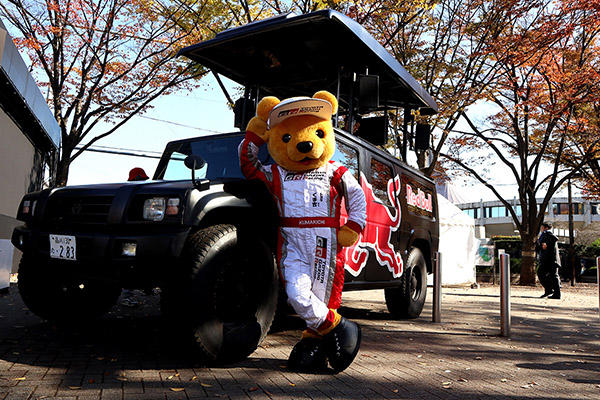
<box><xmin>12</xmin><ymin>9</ymin><xmax>439</xmax><ymax>362</ymax></box>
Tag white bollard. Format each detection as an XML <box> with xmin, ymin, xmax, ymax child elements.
<box><xmin>500</xmin><ymin>252</ymin><xmax>511</xmax><ymax>337</ymax></box>
<box><xmin>597</xmin><ymin>257</ymin><xmax>600</xmax><ymax>320</ymax></box>
<box><xmin>433</xmin><ymin>252</ymin><xmax>442</xmax><ymax>323</ymax></box>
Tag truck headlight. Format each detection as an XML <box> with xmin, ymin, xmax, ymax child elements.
<box><xmin>166</xmin><ymin>198</ymin><xmax>180</xmax><ymax>216</ymax></box>
<box><xmin>143</xmin><ymin>197</ymin><xmax>166</xmax><ymax>221</ymax></box>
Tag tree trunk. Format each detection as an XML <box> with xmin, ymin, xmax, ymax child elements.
<box><xmin>520</xmin><ymin>239</ymin><xmax>537</xmax><ymax>286</ymax></box>
<box><xmin>54</xmin><ymin>145</ymin><xmax>73</xmax><ymax>187</ymax></box>
<box><xmin>55</xmin><ymin>158</ymin><xmax>69</xmax><ymax>187</ymax></box>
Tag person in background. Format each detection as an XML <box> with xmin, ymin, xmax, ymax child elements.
<box><xmin>536</xmin><ymin>222</ymin><xmax>561</xmax><ymax>299</ymax></box>
<box><xmin>121</xmin><ymin>167</ymin><xmax>150</xmax><ymax>307</ymax></box>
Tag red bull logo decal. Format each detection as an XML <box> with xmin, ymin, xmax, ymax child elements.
<box><xmin>341</xmin><ymin>173</ymin><xmax>404</xmax><ymax>278</ymax></box>
<box><xmin>406</xmin><ymin>184</ymin><xmax>433</xmax><ymax>212</ymax></box>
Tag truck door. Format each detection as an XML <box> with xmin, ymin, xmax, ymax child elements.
<box><xmin>330</xmin><ymin>139</ymin><xmax>365</xmax><ymax>282</ymax></box>
<box><xmin>363</xmin><ymin>155</ymin><xmax>403</xmax><ymax>281</ymax></box>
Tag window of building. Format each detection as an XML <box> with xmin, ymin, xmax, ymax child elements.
<box><xmin>592</xmin><ymin>203</ymin><xmax>599</xmax><ymax>215</ymax></box>
<box><xmin>332</xmin><ymin>140</ymin><xmax>359</xmax><ymax>180</ymax></box>
<box><xmin>553</xmin><ymin>203</ymin><xmax>584</xmax><ymax>215</ymax></box>
<box><xmin>484</xmin><ymin>206</ymin><xmax>507</xmax><ymax>218</ymax></box>
<box><xmin>369</xmin><ymin>158</ymin><xmax>395</xmax><ymax>207</ymax></box>
<box><xmin>463</xmin><ymin>208</ymin><xmax>479</xmax><ymax>219</ymax></box>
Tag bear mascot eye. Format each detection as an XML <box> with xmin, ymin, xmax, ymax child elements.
<box><xmin>282</xmin><ymin>134</ymin><xmax>291</xmax><ymax>143</ymax></box>
<box><xmin>316</xmin><ymin>129</ymin><xmax>325</xmax><ymax>138</ymax></box>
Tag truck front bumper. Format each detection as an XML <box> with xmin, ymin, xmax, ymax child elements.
<box><xmin>12</xmin><ymin>225</ymin><xmax>190</xmax><ymax>285</ymax></box>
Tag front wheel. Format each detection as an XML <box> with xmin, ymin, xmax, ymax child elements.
<box><xmin>18</xmin><ymin>254</ymin><xmax>121</xmax><ymax>323</ymax></box>
<box><xmin>161</xmin><ymin>224</ymin><xmax>278</xmax><ymax>362</ymax></box>
<box><xmin>384</xmin><ymin>247</ymin><xmax>427</xmax><ymax>319</ymax></box>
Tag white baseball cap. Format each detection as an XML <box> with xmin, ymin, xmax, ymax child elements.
<box><xmin>267</xmin><ymin>97</ymin><xmax>333</xmax><ymax>129</ymax></box>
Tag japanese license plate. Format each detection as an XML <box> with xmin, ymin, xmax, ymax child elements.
<box><xmin>49</xmin><ymin>234</ymin><xmax>77</xmax><ymax>261</ymax></box>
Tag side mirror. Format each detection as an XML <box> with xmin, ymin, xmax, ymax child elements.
<box><xmin>415</xmin><ymin>123</ymin><xmax>431</xmax><ymax>151</ymax></box>
<box><xmin>184</xmin><ymin>155</ymin><xmax>205</xmax><ymax>170</ymax></box>
<box><xmin>184</xmin><ymin>155</ymin><xmax>206</xmax><ymax>190</ymax></box>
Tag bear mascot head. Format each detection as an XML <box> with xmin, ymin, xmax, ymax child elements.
<box><xmin>246</xmin><ymin>90</ymin><xmax>338</xmax><ymax>172</ymax></box>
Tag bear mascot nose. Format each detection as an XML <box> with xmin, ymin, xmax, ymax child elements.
<box><xmin>296</xmin><ymin>141</ymin><xmax>314</xmax><ymax>153</ymax></box>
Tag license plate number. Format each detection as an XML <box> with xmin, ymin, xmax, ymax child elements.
<box><xmin>49</xmin><ymin>235</ymin><xmax>77</xmax><ymax>261</ymax></box>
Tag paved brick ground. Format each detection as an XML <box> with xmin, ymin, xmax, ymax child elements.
<box><xmin>0</xmin><ymin>282</ymin><xmax>599</xmax><ymax>400</ymax></box>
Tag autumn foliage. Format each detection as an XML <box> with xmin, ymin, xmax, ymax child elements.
<box><xmin>0</xmin><ymin>0</ymin><xmax>233</xmax><ymax>186</ymax></box>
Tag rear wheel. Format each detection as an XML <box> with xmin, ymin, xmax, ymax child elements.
<box><xmin>384</xmin><ymin>248</ymin><xmax>427</xmax><ymax>319</ymax></box>
<box><xmin>161</xmin><ymin>224</ymin><xmax>278</xmax><ymax>362</ymax></box>
<box><xmin>18</xmin><ymin>254</ymin><xmax>121</xmax><ymax>323</ymax></box>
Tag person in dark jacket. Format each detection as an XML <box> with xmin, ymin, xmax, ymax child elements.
<box><xmin>536</xmin><ymin>223</ymin><xmax>561</xmax><ymax>299</ymax></box>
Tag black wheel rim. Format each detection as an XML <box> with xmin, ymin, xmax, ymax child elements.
<box><xmin>410</xmin><ymin>266</ymin><xmax>422</xmax><ymax>301</ymax></box>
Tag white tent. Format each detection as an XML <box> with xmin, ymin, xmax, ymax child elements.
<box><xmin>429</xmin><ymin>194</ymin><xmax>477</xmax><ymax>286</ymax></box>
<box><xmin>0</xmin><ymin>240</ymin><xmax>12</xmax><ymax>291</ymax></box>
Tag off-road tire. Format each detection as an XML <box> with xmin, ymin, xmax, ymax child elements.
<box><xmin>384</xmin><ymin>247</ymin><xmax>427</xmax><ymax>319</ymax></box>
<box><xmin>18</xmin><ymin>254</ymin><xmax>121</xmax><ymax>323</ymax></box>
<box><xmin>161</xmin><ymin>224</ymin><xmax>278</xmax><ymax>362</ymax></box>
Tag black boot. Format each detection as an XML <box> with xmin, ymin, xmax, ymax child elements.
<box><xmin>540</xmin><ymin>291</ymin><xmax>553</xmax><ymax>298</ymax></box>
<box><xmin>323</xmin><ymin>317</ymin><xmax>361</xmax><ymax>373</ymax></box>
<box><xmin>288</xmin><ymin>338</ymin><xmax>328</xmax><ymax>372</ymax></box>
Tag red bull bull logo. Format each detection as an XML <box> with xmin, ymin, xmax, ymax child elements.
<box><xmin>341</xmin><ymin>173</ymin><xmax>404</xmax><ymax>278</ymax></box>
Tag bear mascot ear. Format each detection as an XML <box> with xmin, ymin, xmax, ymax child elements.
<box><xmin>313</xmin><ymin>90</ymin><xmax>338</xmax><ymax>115</ymax></box>
<box><xmin>246</xmin><ymin>96</ymin><xmax>280</xmax><ymax>142</ymax></box>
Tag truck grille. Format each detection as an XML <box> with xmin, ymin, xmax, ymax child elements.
<box><xmin>44</xmin><ymin>196</ymin><xmax>114</xmax><ymax>227</ymax></box>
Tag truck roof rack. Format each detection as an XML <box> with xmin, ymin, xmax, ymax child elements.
<box><xmin>178</xmin><ymin>9</ymin><xmax>438</xmax><ymax>115</ymax></box>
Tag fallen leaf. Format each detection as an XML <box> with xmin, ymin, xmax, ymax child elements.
<box><xmin>474</xmin><ymin>356</ymin><xmax>482</xmax><ymax>360</ymax></box>
<box><xmin>191</xmin><ymin>376</ymin><xmax>197</xmax><ymax>381</ymax></box>
<box><xmin>442</xmin><ymin>382</ymin><xmax>451</xmax><ymax>386</ymax></box>
<box><xmin>13</xmin><ymin>377</ymin><xmax>26</xmax><ymax>381</ymax></box>
<box><xmin>200</xmin><ymin>383</ymin><xmax>212</xmax><ymax>388</ymax></box>
<box><xmin>167</xmin><ymin>375</ymin><xmax>174</xmax><ymax>380</ymax></box>
<box><xmin>444</xmin><ymin>370</ymin><xmax>451</xmax><ymax>373</ymax></box>
<box><xmin>68</xmin><ymin>386</ymin><xmax>81</xmax><ymax>390</ymax></box>
<box><xmin>458</xmin><ymin>378</ymin><xmax>468</xmax><ymax>382</ymax></box>
<box><xmin>175</xmin><ymin>373</ymin><xmax>180</xmax><ymax>377</ymax></box>
<box><xmin>393</xmin><ymin>389</ymin><xmax>399</xmax><ymax>393</ymax></box>
<box><xmin>521</xmin><ymin>385</ymin><xmax>530</xmax><ymax>389</ymax></box>
<box><xmin>249</xmin><ymin>387</ymin><xmax>259</xmax><ymax>392</ymax></box>
<box><xmin>289</xmin><ymin>383</ymin><xmax>296</xmax><ymax>387</ymax></box>
<box><xmin>417</xmin><ymin>355</ymin><xmax>422</xmax><ymax>358</ymax></box>
<box><xmin>501</xmin><ymin>379</ymin><xmax>507</xmax><ymax>382</ymax></box>
<box><xmin>170</xmin><ymin>388</ymin><xmax>185</xmax><ymax>392</ymax></box>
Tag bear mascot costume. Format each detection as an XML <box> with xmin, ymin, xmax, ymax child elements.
<box><xmin>238</xmin><ymin>90</ymin><xmax>367</xmax><ymax>373</ymax></box>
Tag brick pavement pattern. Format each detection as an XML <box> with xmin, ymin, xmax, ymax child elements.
<box><xmin>0</xmin><ymin>283</ymin><xmax>599</xmax><ymax>400</ymax></box>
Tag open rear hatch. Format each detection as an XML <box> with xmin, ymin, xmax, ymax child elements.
<box><xmin>178</xmin><ymin>9</ymin><xmax>438</xmax><ymax>115</ymax></box>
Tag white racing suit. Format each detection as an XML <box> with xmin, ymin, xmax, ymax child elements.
<box><xmin>239</xmin><ymin>131</ymin><xmax>367</xmax><ymax>331</ymax></box>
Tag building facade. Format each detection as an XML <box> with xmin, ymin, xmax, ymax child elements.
<box><xmin>457</xmin><ymin>197</ymin><xmax>600</xmax><ymax>243</ymax></box>
<box><xmin>0</xmin><ymin>20</ymin><xmax>60</xmax><ymax>281</ymax></box>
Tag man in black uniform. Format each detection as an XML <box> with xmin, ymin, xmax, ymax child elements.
<box><xmin>536</xmin><ymin>223</ymin><xmax>561</xmax><ymax>299</ymax></box>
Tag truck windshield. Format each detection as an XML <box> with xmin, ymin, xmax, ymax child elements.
<box><xmin>159</xmin><ymin>135</ymin><xmax>272</xmax><ymax>181</ymax></box>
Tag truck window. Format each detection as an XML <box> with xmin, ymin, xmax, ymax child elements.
<box><xmin>370</xmin><ymin>158</ymin><xmax>395</xmax><ymax>207</ymax></box>
<box><xmin>332</xmin><ymin>140</ymin><xmax>359</xmax><ymax>180</ymax></box>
